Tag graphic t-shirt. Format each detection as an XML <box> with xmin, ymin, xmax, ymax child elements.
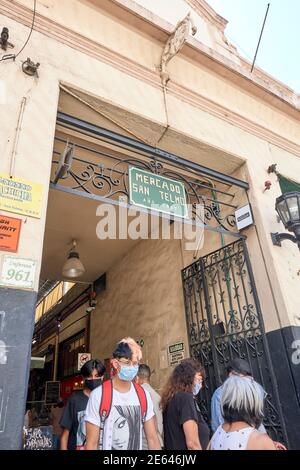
<box><xmin>60</xmin><ymin>391</ymin><xmax>89</xmax><ymax>450</ymax></box>
<box><xmin>85</xmin><ymin>382</ymin><xmax>155</xmax><ymax>450</ymax></box>
<box><xmin>163</xmin><ymin>391</ymin><xmax>210</xmax><ymax>450</ymax></box>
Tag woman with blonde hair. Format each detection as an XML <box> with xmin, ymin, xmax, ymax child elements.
<box><xmin>209</xmin><ymin>375</ymin><xmax>279</xmax><ymax>450</ymax></box>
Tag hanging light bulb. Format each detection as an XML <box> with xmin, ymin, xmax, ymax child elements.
<box><xmin>62</xmin><ymin>240</ymin><xmax>85</xmax><ymax>278</ymax></box>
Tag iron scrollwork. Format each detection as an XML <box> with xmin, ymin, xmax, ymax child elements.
<box><xmin>52</xmin><ymin>142</ymin><xmax>238</xmax><ymax>232</ymax></box>
<box><xmin>182</xmin><ymin>239</ymin><xmax>286</xmax><ymax>443</ymax></box>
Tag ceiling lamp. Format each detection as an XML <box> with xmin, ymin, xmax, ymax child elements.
<box><xmin>62</xmin><ymin>240</ymin><xmax>85</xmax><ymax>278</ymax></box>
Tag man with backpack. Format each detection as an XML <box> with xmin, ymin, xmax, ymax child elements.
<box><xmin>85</xmin><ymin>337</ymin><xmax>161</xmax><ymax>450</ymax></box>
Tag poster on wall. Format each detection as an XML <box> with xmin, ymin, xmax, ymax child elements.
<box><xmin>168</xmin><ymin>341</ymin><xmax>185</xmax><ymax>366</ymax></box>
<box><xmin>0</xmin><ymin>255</ymin><xmax>37</xmax><ymax>290</ymax></box>
<box><xmin>0</xmin><ymin>173</ymin><xmax>43</xmax><ymax>219</ymax></box>
<box><xmin>0</xmin><ymin>215</ymin><xmax>22</xmax><ymax>252</ymax></box>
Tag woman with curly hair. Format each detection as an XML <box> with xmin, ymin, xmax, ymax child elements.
<box><xmin>161</xmin><ymin>358</ymin><xmax>210</xmax><ymax>450</ymax></box>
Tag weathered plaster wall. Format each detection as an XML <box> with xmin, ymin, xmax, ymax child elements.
<box><xmin>0</xmin><ymin>0</ymin><xmax>299</xmax><ymax>326</ymax></box>
<box><xmin>90</xmin><ymin>237</ymin><xmax>189</xmax><ymax>392</ymax></box>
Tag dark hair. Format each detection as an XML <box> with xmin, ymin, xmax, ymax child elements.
<box><xmin>80</xmin><ymin>359</ymin><xmax>105</xmax><ymax>378</ymax></box>
<box><xmin>226</xmin><ymin>358</ymin><xmax>252</xmax><ymax>377</ymax></box>
<box><xmin>161</xmin><ymin>358</ymin><xmax>205</xmax><ymax>412</ymax></box>
<box><xmin>137</xmin><ymin>364</ymin><xmax>151</xmax><ymax>380</ymax></box>
<box><xmin>112</xmin><ymin>342</ymin><xmax>132</xmax><ymax>360</ymax></box>
<box><xmin>221</xmin><ymin>376</ymin><xmax>264</xmax><ymax>428</ymax></box>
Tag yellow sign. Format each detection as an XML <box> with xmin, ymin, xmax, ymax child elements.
<box><xmin>0</xmin><ymin>174</ymin><xmax>43</xmax><ymax>219</ymax></box>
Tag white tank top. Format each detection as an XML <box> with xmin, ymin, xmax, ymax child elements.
<box><xmin>211</xmin><ymin>425</ymin><xmax>255</xmax><ymax>450</ymax></box>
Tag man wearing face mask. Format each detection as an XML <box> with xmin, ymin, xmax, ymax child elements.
<box><xmin>60</xmin><ymin>359</ymin><xmax>105</xmax><ymax>450</ymax></box>
<box><xmin>85</xmin><ymin>337</ymin><xmax>161</xmax><ymax>450</ymax></box>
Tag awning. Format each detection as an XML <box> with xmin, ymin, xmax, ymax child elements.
<box><xmin>279</xmin><ymin>175</ymin><xmax>300</xmax><ymax>194</ymax></box>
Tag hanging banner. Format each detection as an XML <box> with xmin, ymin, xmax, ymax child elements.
<box><xmin>0</xmin><ymin>256</ymin><xmax>37</xmax><ymax>289</ymax></box>
<box><xmin>0</xmin><ymin>215</ymin><xmax>22</xmax><ymax>252</ymax></box>
<box><xmin>129</xmin><ymin>167</ymin><xmax>188</xmax><ymax>218</ymax></box>
<box><xmin>0</xmin><ymin>173</ymin><xmax>43</xmax><ymax>219</ymax></box>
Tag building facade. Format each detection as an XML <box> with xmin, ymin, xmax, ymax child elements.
<box><xmin>0</xmin><ymin>0</ymin><xmax>299</xmax><ymax>449</ymax></box>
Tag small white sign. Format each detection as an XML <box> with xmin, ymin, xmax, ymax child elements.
<box><xmin>0</xmin><ymin>256</ymin><xmax>37</xmax><ymax>289</ymax></box>
<box><xmin>78</xmin><ymin>352</ymin><xmax>91</xmax><ymax>371</ymax></box>
<box><xmin>168</xmin><ymin>341</ymin><xmax>185</xmax><ymax>366</ymax></box>
<box><xmin>235</xmin><ymin>204</ymin><xmax>254</xmax><ymax>230</ymax></box>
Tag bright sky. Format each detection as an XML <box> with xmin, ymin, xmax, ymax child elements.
<box><xmin>206</xmin><ymin>0</ymin><xmax>300</xmax><ymax>92</ymax></box>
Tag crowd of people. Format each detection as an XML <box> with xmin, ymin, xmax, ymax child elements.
<box><xmin>47</xmin><ymin>337</ymin><xmax>287</xmax><ymax>451</ymax></box>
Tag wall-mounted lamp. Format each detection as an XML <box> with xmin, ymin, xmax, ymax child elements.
<box><xmin>271</xmin><ymin>192</ymin><xmax>300</xmax><ymax>250</ymax></box>
<box><xmin>62</xmin><ymin>240</ymin><xmax>85</xmax><ymax>278</ymax></box>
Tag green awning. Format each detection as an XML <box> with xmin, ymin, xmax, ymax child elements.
<box><xmin>278</xmin><ymin>175</ymin><xmax>300</xmax><ymax>194</ymax></box>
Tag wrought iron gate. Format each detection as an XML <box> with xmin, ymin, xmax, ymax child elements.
<box><xmin>182</xmin><ymin>239</ymin><xmax>288</xmax><ymax>444</ymax></box>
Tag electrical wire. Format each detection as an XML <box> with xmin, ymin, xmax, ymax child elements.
<box><xmin>0</xmin><ymin>0</ymin><xmax>37</xmax><ymax>63</ymax></box>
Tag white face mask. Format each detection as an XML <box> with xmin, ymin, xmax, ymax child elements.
<box><xmin>193</xmin><ymin>382</ymin><xmax>202</xmax><ymax>396</ymax></box>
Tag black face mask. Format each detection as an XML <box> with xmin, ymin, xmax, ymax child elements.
<box><xmin>84</xmin><ymin>378</ymin><xmax>102</xmax><ymax>391</ymax></box>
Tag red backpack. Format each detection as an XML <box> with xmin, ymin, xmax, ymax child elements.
<box><xmin>99</xmin><ymin>379</ymin><xmax>147</xmax><ymax>449</ymax></box>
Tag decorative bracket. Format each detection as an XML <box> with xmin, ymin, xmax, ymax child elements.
<box><xmin>159</xmin><ymin>12</ymin><xmax>197</xmax><ymax>86</ymax></box>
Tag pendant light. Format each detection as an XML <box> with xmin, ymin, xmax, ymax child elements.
<box><xmin>62</xmin><ymin>240</ymin><xmax>85</xmax><ymax>278</ymax></box>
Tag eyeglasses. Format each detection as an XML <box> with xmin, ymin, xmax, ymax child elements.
<box><xmin>117</xmin><ymin>358</ymin><xmax>139</xmax><ymax>367</ymax></box>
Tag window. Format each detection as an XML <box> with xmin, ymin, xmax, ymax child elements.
<box><xmin>58</xmin><ymin>331</ymin><xmax>86</xmax><ymax>379</ymax></box>
<box><xmin>35</xmin><ymin>282</ymin><xmax>75</xmax><ymax>322</ymax></box>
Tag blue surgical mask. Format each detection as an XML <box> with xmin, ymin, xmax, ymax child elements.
<box><xmin>193</xmin><ymin>382</ymin><xmax>202</xmax><ymax>396</ymax></box>
<box><xmin>118</xmin><ymin>365</ymin><xmax>139</xmax><ymax>382</ymax></box>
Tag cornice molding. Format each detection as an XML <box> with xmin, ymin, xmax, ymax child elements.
<box><xmin>1</xmin><ymin>0</ymin><xmax>300</xmax><ymax>158</ymax></box>
<box><xmin>185</xmin><ymin>0</ymin><xmax>227</xmax><ymax>31</ymax></box>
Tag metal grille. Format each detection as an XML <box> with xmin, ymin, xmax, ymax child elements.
<box><xmin>182</xmin><ymin>239</ymin><xmax>288</xmax><ymax>444</ymax></box>
<box><xmin>51</xmin><ymin>113</ymin><xmax>250</xmax><ymax>237</ymax></box>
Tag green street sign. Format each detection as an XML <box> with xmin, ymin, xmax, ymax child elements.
<box><xmin>129</xmin><ymin>166</ymin><xmax>188</xmax><ymax>218</ymax></box>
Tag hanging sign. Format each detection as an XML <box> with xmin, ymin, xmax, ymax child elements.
<box><xmin>0</xmin><ymin>173</ymin><xmax>43</xmax><ymax>219</ymax></box>
<box><xmin>129</xmin><ymin>167</ymin><xmax>188</xmax><ymax>218</ymax></box>
<box><xmin>45</xmin><ymin>381</ymin><xmax>60</xmax><ymax>405</ymax></box>
<box><xmin>78</xmin><ymin>352</ymin><xmax>91</xmax><ymax>371</ymax></box>
<box><xmin>0</xmin><ymin>255</ymin><xmax>37</xmax><ymax>289</ymax></box>
<box><xmin>0</xmin><ymin>215</ymin><xmax>22</xmax><ymax>252</ymax></box>
<box><xmin>168</xmin><ymin>341</ymin><xmax>185</xmax><ymax>366</ymax></box>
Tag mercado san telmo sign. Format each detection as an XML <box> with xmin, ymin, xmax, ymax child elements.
<box><xmin>129</xmin><ymin>166</ymin><xmax>188</xmax><ymax>218</ymax></box>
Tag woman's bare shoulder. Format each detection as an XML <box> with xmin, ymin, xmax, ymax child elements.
<box><xmin>248</xmin><ymin>431</ymin><xmax>277</xmax><ymax>450</ymax></box>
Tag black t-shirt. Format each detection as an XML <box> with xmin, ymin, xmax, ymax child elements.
<box><xmin>60</xmin><ymin>391</ymin><xmax>89</xmax><ymax>450</ymax></box>
<box><xmin>163</xmin><ymin>392</ymin><xmax>210</xmax><ymax>450</ymax></box>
